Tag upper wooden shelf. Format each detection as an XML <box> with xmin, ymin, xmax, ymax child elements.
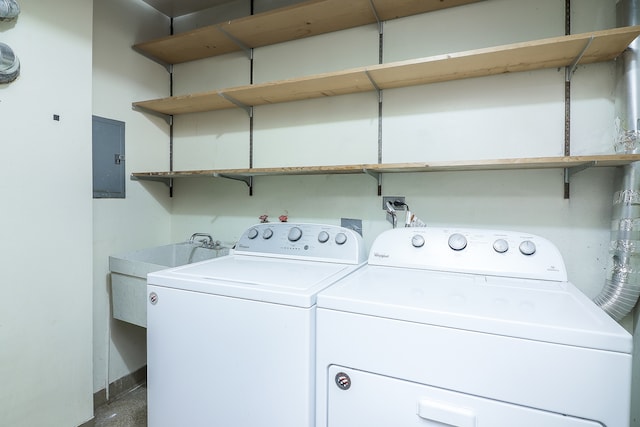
<box><xmin>133</xmin><ymin>26</ymin><xmax>640</xmax><ymax>116</ymax></box>
<box><xmin>132</xmin><ymin>154</ymin><xmax>640</xmax><ymax>180</ymax></box>
<box><xmin>134</xmin><ymin>0</ymin><xmax>485</xmax><ymax>65</ymax></box>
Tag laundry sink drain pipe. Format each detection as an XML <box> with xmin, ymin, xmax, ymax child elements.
<box><xmin>593</xmin><ymin>0</ymin><xmax>640</xmax><ymax>321</ymax></box>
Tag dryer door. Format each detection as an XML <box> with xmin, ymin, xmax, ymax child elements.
<box><xmin>326</xmin><ymin>366</ymin><xmax>601</xmax><ymax>427</ymax></box>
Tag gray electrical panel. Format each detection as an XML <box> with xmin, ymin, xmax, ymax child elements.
<box><xmin>93</xmin><ymin>115</ymin><xmax>125</xmax><ymax>199</ymax></box>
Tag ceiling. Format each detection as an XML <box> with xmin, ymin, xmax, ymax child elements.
<box><xmin>140</xmin><ymin>0</ymin><xmax>235</xmax><ymax>17</ymax></box>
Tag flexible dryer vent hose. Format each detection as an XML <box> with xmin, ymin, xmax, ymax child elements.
<box><xmin>0</xmin><ymin>42</ymin><xmax>19</xmax><ymax>83</ymax></box>
<box><xmin>0</xmin><ymin>0</ymin><xmax>19</xmax><ymax>20</ymax></box>
<box><xmin>594</xmin><ymin>0</ymin><xmax>640</xmax><ymax>320</ymax></box>
<box><xmin>594</xmin><ymin>163</ymin><xmax>640</xmax><ymax>320</ymax></box>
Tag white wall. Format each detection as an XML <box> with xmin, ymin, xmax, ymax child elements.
<box><xmin>96</xmin><ymin>0</ymin><xmax>636</xmax><ymax>423</ymax></box>
<box><xmin>0</xmin><ymin>1</ymin><xmax>94</xmax><ymax>425</ymax></box>
<box><xmin>166</xmin><ymin>5</ymin><xmax>637</xmax><ymax>420</ymax></box>
<box><xmin>92</xmin><ymin>0</ymin><xmax>171</xmax><ymax>395</ymax></box>
<box><xmin>167</xmin><ymin>0</ymin><xmax>618</xmax><ymax>304</ymax></box>
<box><xmin>167</xmin><ymin>5</ymin><xmax>637</xmax><ymax>423</ymax></box>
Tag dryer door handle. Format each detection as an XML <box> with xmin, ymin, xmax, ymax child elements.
<box><xmin>417</xmin><ymin>399</ymin><xmax>476</xmax><ymax>427</ymax></box>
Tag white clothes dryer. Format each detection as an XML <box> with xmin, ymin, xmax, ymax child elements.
<box><xmin>316</xmin><ymin>227</ymin><xmax>632</xmax><ymax>427</ymax></box>
<box><xmin>147</xmin><ymin>223</ymin><xmax>366</xmax><ymax>427</ymax></box>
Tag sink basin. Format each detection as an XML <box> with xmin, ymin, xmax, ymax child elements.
<box><xmin>110</xmin><ymin>242</ymin><xmax>229</xmax><ymax>277</ymax></box>
<box><xmin>109</xmin><ymin>242</ymin><xmax>229</xmax><ymax>327</ymax></box>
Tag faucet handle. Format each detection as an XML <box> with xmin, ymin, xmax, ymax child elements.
<box><xmin>189</xmin><ymin>233</ymin><xmax>215</xmax><ymax>247</ymax></box>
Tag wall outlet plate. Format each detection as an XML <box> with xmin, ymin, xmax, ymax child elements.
<box><xmin>382</xmin><ymin>196</ymin><xmax>406</xmax><ymax>211</ymax></box>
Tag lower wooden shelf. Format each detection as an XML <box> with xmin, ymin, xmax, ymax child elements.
<box><xmin>131</xmin><ymin>154</ymin><xmax>640</xmax><ymax>196</ymax></box>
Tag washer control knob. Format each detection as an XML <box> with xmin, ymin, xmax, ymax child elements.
<box><xmin>448</xmin><ymin>233</ymin><xmax>467</xmax><ymax>251</ymax></box>
<box><xmin>318</xmin><ymin>231</ymin><xmax>330</xmax><ymax>243</ymax></box>
<box><xmin>493</xmin><ymin>239</ymin><xmax>509</xmax><ymax>253</ymax></box>
<box><xmin>288</xmin><ymin>226</ymin><xmax>303</xmax><ymax>242</ymax></box>
<box><xmin>247</xmin><ymin>228</ymin><xmax>259</xmax><ymax>239</ymax></box>
<box><xmin>411</xmin><ymin>234</ymin><xmax>425</xmax><ymax>248</ymax></box>
<box><xmin>519</xmin><ymin>240</ymin><xmax>536</xmax><ymax>256</ymax></box>
<box><xmin>262</xmin><ymin>228</ymin><xmax>273</xmax><ymax>239</ymax></box>
<box><xmin>335</xmin><ymin>232</ymin><xmax>347</xmax><ymax>245</ymax></box>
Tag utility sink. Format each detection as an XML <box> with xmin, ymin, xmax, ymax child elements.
<box><xmin>109</xmin><ymin>241</ymin><xmax>229</xmax><ymax>327</ymax></box>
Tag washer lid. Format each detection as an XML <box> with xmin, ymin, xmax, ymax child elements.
<box><xmin>148</xmin><ymin>254</ymin><xmax>363</xmax><ymax>307</ymax></box>
<box><xmin>316</xmin><ymin>266</ymin><xmax>632</xmax><ymax>353</ymax></box>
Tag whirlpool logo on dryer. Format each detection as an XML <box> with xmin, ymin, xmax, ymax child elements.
<box><xmin>373</xmin><ymin>252</ymin><xmax>390</xmax><ymax>258</ymax></box>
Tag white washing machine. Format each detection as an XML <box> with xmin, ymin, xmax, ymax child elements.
<box><xmin>316</xmin><ymin>227</ymin><xmax>633</xmax><ymax>427</ymax></box>
<box><xmin>146</xmin><ymin>223</ymin><xmax>366</xmax><ymax>427</ymax></box>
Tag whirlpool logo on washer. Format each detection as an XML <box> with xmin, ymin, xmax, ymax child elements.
<box><xmin>373</xmin><ymin>252</ymin><xmax>390</xmax><ymax>258</ymax></box>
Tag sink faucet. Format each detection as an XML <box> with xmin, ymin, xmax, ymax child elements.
<box><xmin>189</xmin><ymin>233</ymin><xmax>216</xmax><ymax>249</ymax></box>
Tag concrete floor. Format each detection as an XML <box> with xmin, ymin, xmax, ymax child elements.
<box><xmin>94</xmin><ymin>384</ymin><xmax>147</xmax><ymax>427</ymax></box>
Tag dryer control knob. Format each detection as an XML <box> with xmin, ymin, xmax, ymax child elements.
<box><xmin>318</xmin><ymin>231</ymin><xmax>330</xmax><ymax>243</ymax></box>
<box><xmin>448</xmin><ymin>233</ymin><xmax>467</xmax><ymax>251</ymax></box>
<box><xmin>335</xmin><ymin>232</ymin><xmax>347</xmax><ymax>245</ymax></box>
<box><xmin>247</xmin><ymin>228</ymin><xmax>259</xmax><ymax>239</ymax></box>
<box><xmin>411</xmin><ymin>235</ymin><xmax>425</xmax><ymax>248</ymax></box>
<box><xmin>288</xmin><ymin>226</ymin><xmax>303</xmax><ymax>242</ymax></box>
<box><xmin>519</xmin><ymin>240</ymin><xmax>536</xmax><ymax>256</ymax></box>
<box><xmin>493</xmin><ymin>239</ymin><xmax>509</xmax><ymax>253</ymax></box>
<box><xmin>262</xmin><ymin>228</ymin><xmax>273</xmax><ymax>239</ymax></box>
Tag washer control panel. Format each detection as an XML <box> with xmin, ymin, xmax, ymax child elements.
<box><xmin>235</xmin><ymin>223</ymin><xmax>366</xmax><ymax>264</ymax></box>
<box><xmin>370</xmin><ymin>227</ymin><xmax>567</xmax><ymax>281</ymax></box>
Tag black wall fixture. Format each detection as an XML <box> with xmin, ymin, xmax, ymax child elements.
<box><xmin>0</xmin><ymin>0</ymin><xmax>20</xmax><ymax>20</ymax></box>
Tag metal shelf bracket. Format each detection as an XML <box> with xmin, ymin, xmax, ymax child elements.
<box><xmin>132</xmin><ymin>104</ymin><xmax>173</xmax><ymax>126</ymax></box>
<box><xmin>368</xmin><ymin>0</ymin><xmax>383</xmax><ymax>34</ymax></box>
<box><xmin>217</xmin><ymin>27</ymin><xmax>254</xmax><ymax>60</ymax></box>
<box><xmin>565</xmin><ymin>36</ymin><xmax>594</xmax><ymax>82</ymax></box>
<box><xmin>363</xmin><ymin>168</ymin><xmax>382</xmax><ymax>195</ymax></box>
<box><xmin>131</xmin><ymin>175</ymin><xmax>173</xmax><ymax>188</ymax></box>
<box><xmin>365</xmin><ymin>70</ymin><xmax>384</xmax><ymax>165</ymax></box>
<box><xmin>365</xmin><ymin>70</ymin><xmax>382</xmax><ymax>102</ymax></box>
<box><xmin>132</xmin><ymin>46</ymin><xmax>173</xmax><ymax>73</ymax></box>
<box><xmin>215</xmin><ymin>173</ymin><xmax>254</xmax><ymax>196</ymax></box>
<box><xmin>563</xmin><ymin>161</ymin><xmax>596</xmax><ymax>198</ymax></box>
<box><xmin>568</xmin><ymin>161</ymin><xmax>596</xmax><ymax>177</ymax></box>
<box><xmin>219</xmin><ymin>92</ymin><xmax>254</xmax><ymax>117</ymax></box>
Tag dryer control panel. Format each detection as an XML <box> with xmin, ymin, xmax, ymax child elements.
<box><xmin>369</xmin><ymin>227</ymin><xmax>567</xmax><ymax>281</ymax></box>
<box><xmin>235</xmin><ymin>223</ymin><xmax>367</xmax><ymax>265</ymax></box>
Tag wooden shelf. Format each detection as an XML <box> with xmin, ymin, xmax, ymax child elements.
<box><xmin>132</xmin><ymin>154</ymin><xmax>640</xmax><ymax>182</ymax></box>
<box><xmin>133</xmin><ymin>26</ymin><xmax>640</xmax><ymax>116</ymax></box>
<box><xmin>133</xmin><ymin>0</ymin><xmax>485</xmax><ymax>65</ymax></box>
